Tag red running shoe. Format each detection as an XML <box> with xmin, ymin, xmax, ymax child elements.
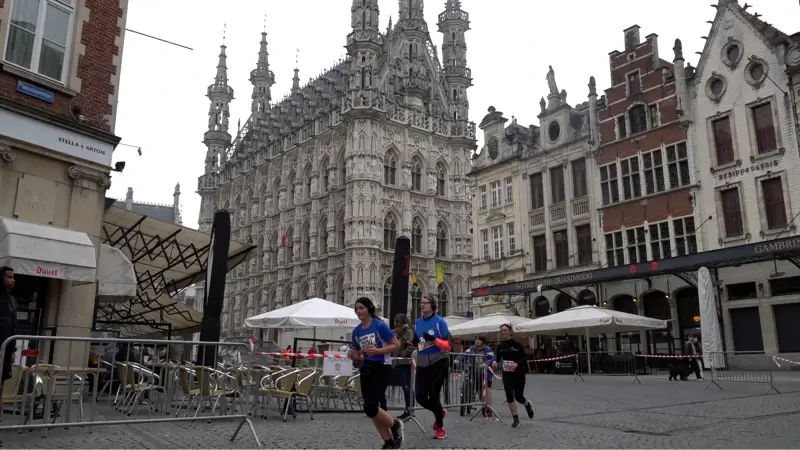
<box><xmin>434</xmin><ymin>428</ymin><xmax>447</xmax><ymax>440</ymax></box>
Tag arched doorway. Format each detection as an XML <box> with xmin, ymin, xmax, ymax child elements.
<box><xmin>555</xmin><ymin>293</ymin><xmax>573</xmax><ymax>312</ymax></box>
<box><xmin>533</xmin><ymin>296</ymin><xmax>550</xmax><ymax>317</ymax></box>
<box><xmin>641</xmin><ymin>290</ymin><xmax>674</xmax><ymax>354</ymax></box>
<box><xmin>611</xmin><ymin>294</ymin><xmax>640</xmax><ymax>352</ymax></box>
<box><xmin>577</xmin><ymin>289</ymin><xmax>597</xmax><ymax>306</ymax></box>
<box><xmin>675</xmin><ymin>287</ymin><xmax>700</xmax><ymax>344</ymax></box>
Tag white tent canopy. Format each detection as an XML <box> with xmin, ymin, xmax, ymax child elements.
<box><xmin>448</xmin><ymin>312</ymin><xmax>539</xmax><ymax>338</ymax></box>
<box><xmin>244</xmin><ymin>297</ymin><xmax>389</xmax><ymax>329</ymax></box>
<box><xmin>442</xmin><ymin>315</ymin><xmax>469</xmax><ymax>329</ymax></box>
<box><xmin>515</xmin><ymin>305</ymin><xmax>667</xmax><ymax>335</ymax></box>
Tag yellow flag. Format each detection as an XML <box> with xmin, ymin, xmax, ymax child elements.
<box><xmin>436</xmin><ymin>263</ymin><xmax>444</xmax><ymax>284</ymax></box>
<box><xmin>410</xmin><ymin>273</ymin><xmax>417</xmax><ymax>284</ymax></box>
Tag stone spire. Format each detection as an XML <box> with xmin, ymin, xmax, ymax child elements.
<box><xmin>437</xmin><ymin>0</ymin><xmax>471</xmax><ymax>120</ymax></box>
<box><xmin>250</xmin><ymin>30</ymin><xmax>275</xmax><ymax>115</ymax></box>
<box><xmin>351</xmin><ymin>0</ymin><xmax>379</xmax><ymax>32</ymax></box>
<box><xmin>173</xmin><ymin>183</ymin><xmax>182</xmax><ymax>225</ymax></box>
<box><xmin>291</xmin><ymin>67</ymin><xmax>300</xmax><ymax>95</ymax></box>
<box><xmin>203</xmin><ymin>33</ymin><xmax>233</xmax><ymax>174</ymax></box>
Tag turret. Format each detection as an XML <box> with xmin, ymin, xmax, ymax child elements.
<box><xmin>588</xmin><ymin>76</ymin><xmax>598</xmax><ymax>145</ymax></box>
<box><xmin>346</xmin><ymin>0</ymin><xmax>382</xmax><ymax>93</ymax></box>
<box><xmin>437</xmin><ymin>0</ymin><xmax>471</xmax><ymax>121</ymax></box>
<box><xmin>173</xmin><ymin>183</ymin><xmax>182</xmax><ymax>225</ymax></box>
<box><xmin>250</xmin><ymin>31</ymin><xmax>274</xmax><ymax>115</ymax></box>
<box><xmin>291</xmin><ymin>67</ymin><xmax>300</xmax><ymax>95</ymax></box>
<box><xmin>673</xmin><ymin>38</ymin><xmax>691</xmax><ymax>122</ymax></box>
<box><xmin>203</xmin><ymin>41</ymin><xmax>234</xmax><ymax>174</ymax></box>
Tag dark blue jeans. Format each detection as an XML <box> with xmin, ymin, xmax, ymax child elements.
<box><xmin>396</xmin><ymin>364</ymin><xmax>412</xmax><ymax>410</ymax></box>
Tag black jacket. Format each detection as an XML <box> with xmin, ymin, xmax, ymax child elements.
<box><xmin>0</xmin><ymin>291</ymin><xmax>17</xmax><ymax>343</ymax></box>
<box><xmin>496</xmin><ymin>339</ymin><xmax>526</xmax><ymax>374</ymax></box>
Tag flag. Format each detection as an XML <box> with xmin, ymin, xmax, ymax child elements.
<box><xmin>436</xmin><ymin>263</ymin><xmax>444</xmax><ymax>284</ymax></box>
<box><xmin>249</xmin><ymin>337</ymin><xmax>256</xmax><ymax>352</ymax></box>
<box><xmin>410</xmin><ymin>273</ymin><xmax>417</xmax><ymax>284</ymax></box>
<box><xmin>281</xmin><ymin>234</ymin><xmax>286</xmax><ymax>247</ymax></box>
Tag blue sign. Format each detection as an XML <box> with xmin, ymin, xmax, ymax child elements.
<box><xmin>16</xmin><ymin>80</ymin><xmax>54</xmax><ymax>103</ymax></box>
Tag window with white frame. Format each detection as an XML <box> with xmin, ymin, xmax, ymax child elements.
<box><xmin>620</xmin><ymin>156</ymin><xmax>641</xmax><ymax>200</ymax></box>
<box><xmin>504</xmin><ymin>177</ymin><xmax>513</xmax><ymax>204</ymax></box>
<box><xmin>492</xmin><ymin>225</ymin><xmax>504</xmax><ymax>259</ymax></box>
<box><xmin>648</xmin><ymin>221</ymin><xmax>672</xmax><ymax>260</ymax></box>
<box><xmin>673</xmin><ymin>216</ymin><xmax>697</xmax><ymax>256</ymax></box>
<box><xmin>490</xmin><ymin>181</ymin><xmax>502</xmax><ymax>208</ymax></box>
<box><xmin>506</xmin><ymin>222</ymin><xmax>516</xmax><ymax>254</ymax></box>
<box><xmin>626</xmin><ymin>226</ymin><xmax>647</xmax><ymax>263</ymax></box>
<box><xmin>666</xmin><ymin>142</ymin><xmax>691</xmax><ymax>189</ymax></box>
<box><xmin>479</xmin><ymin>185</ymin><xmax>487</xmax><ymax>211</ymax></box>
<box><xmin>481</xmin><ymin>229</ymin><xmax>489</xmax><ymax>260</ymax></box>
<box><xmin>600</xmin><ymin>163</ymin><xmax>620</xmax><ymax>205</ymax></box>
<box><xmin>605</xmin><ymin>231</ymin><xmax>625</xmax><ymax>267</ymax></box>
<box><xmin>5</xmin><ymin>0</ymin><xmax>74</xmax><ymax>83</ymax></box>
<box><xmin>642</xmin><ymin>149</ymin><xmax>666</xmax><ymax>195</ymax></box>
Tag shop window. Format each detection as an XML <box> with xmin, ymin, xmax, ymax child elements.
<box><xmin>729</xmin><ymin>307</ymin><xmax>764</xmax><ymax>352</ymax></box>
<box><xmin>773</xmin><ymin>303</ymin><xmax>800</xmax><ymax>353</ymax></box>
<box><xmin>769</xmin><ymin>276</ymin><xmax>800</xmax><ymax>296</ymax></box>
<box><xmin>726</xmin><ymin>282</ymin><xmax>757</xmax><ymax>301</ymax></box>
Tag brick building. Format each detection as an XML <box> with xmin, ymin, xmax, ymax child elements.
<box><xmin>592</xmin><ymin>26</ymin><xmax>699</xmax><ymax>353</ymax></box>
<box><xmin>0</xmin><ymin>0</ymin><xmax>129</xmax><ymax>357</ymax></box>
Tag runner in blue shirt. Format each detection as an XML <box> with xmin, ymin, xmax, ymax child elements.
<box><xmin>348</xmin><ymin>297</ymin><xmax>404</xmax><ymax>448</ymax></box>
<box><xmin>412</xmin><ymin>294</ymin><xmax>451</xmax><ymax>440</ymax></box>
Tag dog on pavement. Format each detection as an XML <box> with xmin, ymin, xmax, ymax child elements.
<box><xmin>668</xmin><ymin>361</ymin><xmax>690</xmax><ymax>381</ymax></box>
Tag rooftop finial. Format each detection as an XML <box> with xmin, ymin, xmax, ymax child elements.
<box><xmin>222</xmin><ymin>23</ymin><xmax>227</xmax><ymax>45</ymax></box>
<box><xmin>263</xmin><ymin>15</ymin><xmax>267</xmax><ymax>32</ymax></box>
<box><xmin>295</xmin><ymin>48</ymin><xmax>300</xmax><ymax>69</ymax></box>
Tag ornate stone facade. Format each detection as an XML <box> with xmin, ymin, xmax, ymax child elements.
<box><xmin>196</xmin><ymin>0</ymin><xmax>477</xmax><ymax>337</ymax></box>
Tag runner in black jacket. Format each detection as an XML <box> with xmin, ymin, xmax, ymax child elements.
<box><xmin>492</xmin><ymin>324</ymin><xmax>534</xmax><ymax>428</ymax></box>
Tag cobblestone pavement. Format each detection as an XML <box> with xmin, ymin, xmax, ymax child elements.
<box><xmin>2</xmin><ymin>374</ymin><xmax>799</xmax><ymax>448</ymax></box>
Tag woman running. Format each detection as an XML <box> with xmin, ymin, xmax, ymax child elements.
<box><xmin>412</xmin><ymin>294</ymin><xmax>451</xmax><ymax>440</ymax></box>
<box><xmin>348</xmin><ymin>297</ymin><xmax>405</xmax><ymax>449</ymax></box>
<box><xmin>492</xmin><ymin>323</ymin><xmax>534</xmax><ymax>428</ymax></box>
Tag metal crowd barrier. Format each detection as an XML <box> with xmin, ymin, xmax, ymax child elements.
<box><xmin>0</xmin><ymin>335</ymin><xmax>262</xmax><ymax>446</ymax></box>
<box><xmin>704</xmin><ymin>351</ymin><xmax>780</xmax><ymax>394</ymax></box>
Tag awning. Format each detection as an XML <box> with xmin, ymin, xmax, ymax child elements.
<box><xmin>0</xmin><ymin>217</ymin><xmax>96</xmax><ymax>284</ymax></box>
<box><xmin>96</xmin><ymin>244</ymin><xmax>137</xmax><ymax>303</ymax></box>
<box><xmin>96</xmin><ymin>202</ymin><xmax>255</xmax><ymax>337</ymax></box>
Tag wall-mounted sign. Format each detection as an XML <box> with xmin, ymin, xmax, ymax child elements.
<box><xmin>16</xmin><ymin>81</ymin><xmax>54</xmax><ymax>103</ymax></box>
<box><xmin>0</xmin><ymin>109</ymin><xmax>113</xmax><ymax>167</ymax></box>
<box><xmin>717</xmin><ymin>160</ymin><xmax>779</xmax><ymax>181</ymax></box>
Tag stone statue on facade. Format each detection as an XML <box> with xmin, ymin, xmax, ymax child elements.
<box><xmin>328</xmin><ymin>168</ymin><xmax>336</xmax><ymax>190</ymax></box>
<box><xmin>403</xmin><ymin>164</ymin><xmax>412</xmax><ymax>187</ymax></box>
<box><xmin>262</xmin><ymin>249</ymin><xmax>270</xmax><ymax>269</ymax></box>
<box><xmin>251</xmin><ymin>203</ymin><xmax>258</xmax><ymax>220</ymax></box>
<box><xmin>327</xmin><ymin>231</ymin><xmax>335</xmax><ymax>250</ymax></box>
<box><xmin>238</xmin><ymin>208</ymin><xmax>246</xmax><ymax>225</ymax></box>
<box><xmin>233</xmin><ymin>293</ymin><xmax>241</xmax><ymax>310</ymax></box>
<box><xmin>547</xmin><ymin>65</ymin><xmax>559</xmax><ymax>95</ymax></box>
<box><xmin>539</xmin><ymin>97</ymin><xmax>546</xmax><ymax>113</ymax></box>
<box><xmin>428</xmin><ymin>172</ymin><xmax>436</xmax><ymax>191</ymax></box>
<box><xmin>278</xmin><ymin>190</ymin><xmax>286</xmax><ymax>209</ymax></box>
<box><xmin>249</xmin><ymin>258</ymin><xmax>256</xmax><ymax>275</ymax></box>
<box><xmin>428</xmin><ymin>234</ymin><xmax>436</xmax><ymax>254</ymax></box>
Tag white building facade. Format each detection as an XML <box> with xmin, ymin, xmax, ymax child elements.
<box><xmin>196</xmin><ymin>0</ymin><xmax>477</xmax><ymax>340</ymax></box>
<box><xmin>691</xmin><ymin>0</ymin><xmax>800</xmax><ymax>355</ymax></box>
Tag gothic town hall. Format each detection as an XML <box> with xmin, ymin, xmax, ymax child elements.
<box><xmin>196</xmin><ymin>0</ymin><xmax>477</xmax><ymax>338</ymax></box>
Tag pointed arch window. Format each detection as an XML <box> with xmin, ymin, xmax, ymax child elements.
<box><xmin>301</xmin><ymin>223</ymin><xmax>311</xmax><ymax>260</ymax></box>
<box><xmin>384</xmin><ymin>151</ymin><xmax>397</xmax><ymax>185</ymax></box>
<box><xmin>411</xmin><ymin>158</ymin><xmax>423</xmax><ymax>191</ymax></box>
<box><xmin>411</xmin><ymin>218</ymin><xmax>423</xmax><ymax>254</ymax></box>
<box><xmin>383</xmin><ymin>277</ymin><xmax>392</xmax><ymax>314</ymax></box>
<box><xmin>436</xmin><ymin>222</ymin><xmax>448</xmax><ymax>257</ymax></box>
<box><xmin>337</xmin><ymin>212</ymin><xmax>346</xmax><ymax>250</ymax></box>
<box><xmin>319</xmin><ymin>216</ymin><xmax>328</xmax><ymax>256</ymax></box>
<box><xmin>338</xmin><ymin>153</ymin><xmax>347</xmax><ymax>186</ymax></box>
<box><xmin>411</xmin><ymin>282</ymin><xmax>422</xmax><ymax>318</ymax></box>
<box><xmin>272</xmin><ymin>179</ymin><xmax>280</xmax><ymax>212</ymax></box>
<box><xmin>285</xmin><ymin>227</ymin><xmax>294</xmax><ymax>265</ymax></box>
<box><xmin>437</xmin><ymin>283</ymin><xmax>448</xmax><ymax>317</ymax></box>
<box><xmin>436</xmin><ymin>163</ymin><xmax>447</xmax><ymax>197</ymax></box>
<box><xmin>320</xmin><ymin>158</ymin><xmax>329</xmax><ymax>192</ymax></box>
<box><xmin>288</xmin><ymin>172</ymin><xmax>296</xmax><ymax>206</ymax></box>
<box><xmin>304</xmin><ymin>166</ymin><xmax>312</xmax><ymax>200</ymax></box>
<box><xmin>384</xmin><ymin>214</ymin><xmax>398</xmax><ymax>249</ymax></box>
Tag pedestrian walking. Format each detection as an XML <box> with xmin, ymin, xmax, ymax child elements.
<box><xmin>493</xmin><ymin>323</ymin><xmax>534</xmax><ymax>428</ymax></box>
<box><xmin>412</xmin><ymin>294</ymin><xmax>451</xmax><ymax>440</ymax></box>
<box><xmin>393</xmin><ymin>313</ymin><xmax>415</xmax><ymax>420</ymax></box>
<box><xmin>348</xmin><ymin>297</ymin><xmax>405</xmax><ymax>449</ymax></box>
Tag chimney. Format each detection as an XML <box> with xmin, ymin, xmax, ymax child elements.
<box><xmin>125</xmin><ymin>187</ymin><xmax>133</xmax><ymax>210</ymax></box>
<box><xmin>624</xmin><ymin>25</ymin><xmax>641</xmax><ymax>52</ymax></box>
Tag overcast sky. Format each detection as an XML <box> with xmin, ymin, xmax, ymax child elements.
<box><xmin>108</xmin><ymin>0</ymin><xmax>798</xmax><ymax>230</ymax></box>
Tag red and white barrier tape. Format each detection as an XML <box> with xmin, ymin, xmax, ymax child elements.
<box><xmin>636</xmin><ymin>354</ymin><xmax>697</xmax><ymax>359</ymax></box>
<box><xmin>772</xmin><ymin>356</ymin><xmax>800</xmax><ymax>367</ymax></box>
<box><xmin>531</xmin><ymin>354</ymin><xmax>577</xmax><ymax>363</ymax></box>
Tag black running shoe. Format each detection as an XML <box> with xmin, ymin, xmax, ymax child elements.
<box><xmin>381</xmin><ymin>441</ymin><xmax>395</xmax><ymax>449</ymax></box>
<box><xmin>525</xmin><ymin>400</ymin><xmax>534</xmax><ymax>419</ymax></box>
<box><xmin>511</xmin><ymin>417</ymin><xmax>521</xmax><ymax>428</ymax></box>
<box><xmin>391</xmin><ymin>419</ymin><xmax>405</xmax><ymax>448</ymax></box>
<box><xmin>397</xmin><ymin>411</ymin><xmax>411</xmax><ymax>421</ymax></box>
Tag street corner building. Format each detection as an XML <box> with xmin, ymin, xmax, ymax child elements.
<box><xmin>469</xmin><ymin>2</ymin><xmax>800</xmax><ymax>359</ymax></box>
<box><xmin>195</xmin><ymin>0</ymin><xmax>477</xmax><ymax>342</ymax></box>
<box><xmin>0</xmin><ymin>0</ymin><xmax>130</xmax><ymax>363</ymax></box>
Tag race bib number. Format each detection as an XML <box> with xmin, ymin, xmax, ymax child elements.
<box><xmin>358</xmin><ymin>333</ymin><xmax>377</xmax><ymax>349</ymax></box>
<box><xmin>502</xmin><ymin>360</ymin><xmax>515</xmax><ymax>372</ymax></box>
<box><xmin>418</xmin><ymin>340</ymin><xmax>434</xmax><ymax>351</ymax></box>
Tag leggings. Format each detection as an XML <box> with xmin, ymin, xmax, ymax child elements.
<box><xmin>415</xmin><ymin>358</ymin><xmax>449</xmax><ymax>426</ymax></box>
<box><xmin>360</xmin><ymin>361</ymin><xmax>390</xmax><ymax>418</ymax></box>
<box><xmin>502</xmin><ymin>371</ymin><xmax>527</xmax><ymax>404</ymax></box>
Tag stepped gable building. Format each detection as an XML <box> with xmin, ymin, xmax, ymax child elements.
<box><xmin>196</xmin><ymin>0</ymin><xmax>477</xmax><ymax>338</ymax></box>
<box><xmin>468</xmin><ymin>68</ymin><xmax>602</xmax><ymax>318</ymax></box>
<box><xmin>690</xmin><ymin>0</ymin><xmax>800</xmax><ymax>355</ymax></box>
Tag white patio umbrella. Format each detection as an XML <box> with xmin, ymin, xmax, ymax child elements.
<box><xmin>515</xmin><ymin>305</ymin><xmax>667</xmax><ymax>373</ymax></box>
<box><xmin>442</xmin><ymin>315</ymin><xmax>469</xmax><ymax>329</ymax></box>
<box><xmin>448</xmin><ymin>312</ymin><xmax>539</xmax><ymax>338</ymax></box>
<box><xmin>245</xmin><ymin>298</ymin><xmax>359</xmax><ymax>328</ymax></box>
